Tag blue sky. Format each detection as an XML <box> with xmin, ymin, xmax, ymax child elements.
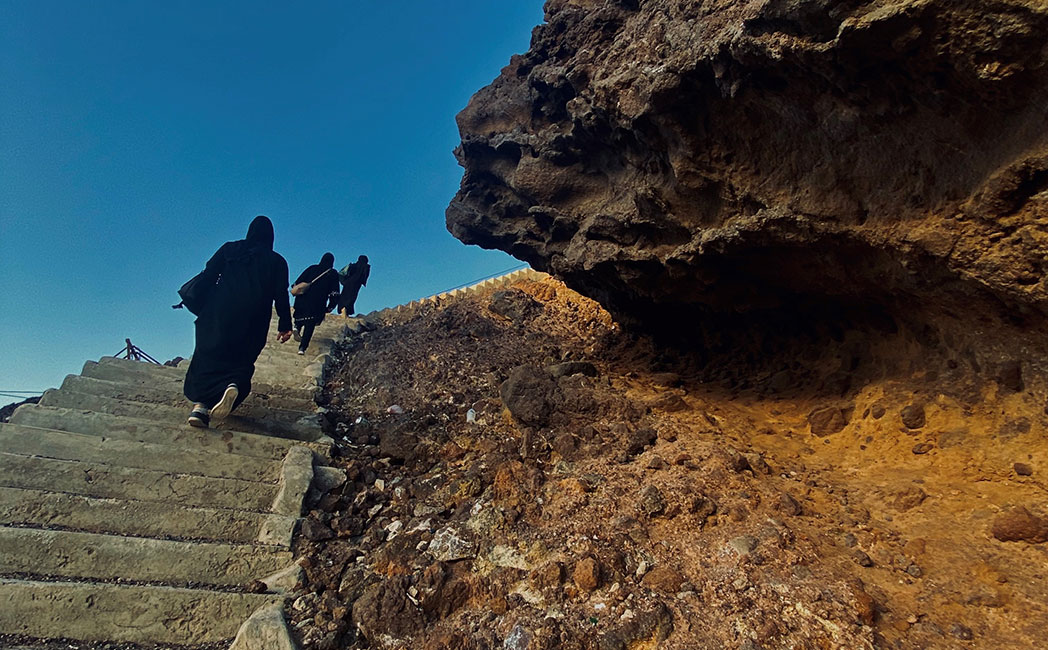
<box><xmin>0</xmin><ymin>1</ymin><xmax>544</xmax><ymax>395</ymax></box>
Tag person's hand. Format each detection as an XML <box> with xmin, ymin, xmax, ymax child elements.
<box><xmin>277</xmin><ymin>330</ymin><xmax>292</xmax><ymax>343</ymax></box>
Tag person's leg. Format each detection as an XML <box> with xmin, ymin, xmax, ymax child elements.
<box><xmin>298</xmin><ymin>322</ymin><xmax>316</xmax><ymax>353</ymax></box>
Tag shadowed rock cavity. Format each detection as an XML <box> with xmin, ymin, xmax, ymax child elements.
<box><xmin>447</xmin><ymin>0</ymin><xmax>1048</xmax><ymax>369</ymax></box>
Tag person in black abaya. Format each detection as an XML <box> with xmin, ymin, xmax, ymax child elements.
<box><xmin>292</xmin><ymin>252</ymin><xmax>341</xmax><ymax>354</ymax></box>
<box><xmin>337</xmin><ymin>255</ymin><xmax>370</xmax><ymax>317</ymax></box>
<box><xmin>183</xmin><ymin>216</ymin><xmax>293</xmax><ymax>427</ymax></box>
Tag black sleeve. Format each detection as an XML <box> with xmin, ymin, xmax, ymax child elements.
<box><xmin>200</xmin><ymin>243</ymin><xmax>228</xmax><ymax>282</ymax></box>
<box><xmin>361</xmin><ymin>265</ymin><xmax>370</xmax><ymax>287</ymax></box>
<box><xmin>326</xmin><ymin>273</ymin><xmax>340</xmax><ymax>311</ymax></box>
<box><xmin>293</xmin><ymin>267</ymin><xmax>311</xmax><ymax>285</ymax></box>
<box><xmin>274</xmin><ymin>256</ymin><xmax>292</xmax><ymax>332</ymax></box>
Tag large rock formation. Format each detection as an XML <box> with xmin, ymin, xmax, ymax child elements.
<box><xmin>447</xmin><ymin>0</ymin><xmax>1048</xmax><ymax>346</ymax></box>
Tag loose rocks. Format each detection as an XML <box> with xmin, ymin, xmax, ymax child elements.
<box><xmin>500</xmin><ymin>365</ymin><xmax>558</xmax><ymax>427</ymax></box>
<box><xmin>573</xmin><ymin>557</ymin><xmax>601</xmax><ymax>591</ymax></box>
<box><xmin>991</xmin><ymin>507</ymin><xmax>1048</xmax><ymax>543</ymax></box>
<box><xmin>638</xmin><ymin>485</ymin><xmax>667</xmax><ymax>517</ymax></box>
<box><xmin>808</xmin><ymin>406</ymin><xmax>847</xmax><ymax>436</ymax></box>
<box><xmin>901</xmin><ymin>404</ymin><xmax>926</xmax><ymax>429</ymax></box>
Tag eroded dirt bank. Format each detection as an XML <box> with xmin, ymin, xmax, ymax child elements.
<box><xmin>289</xmin><ymin>276</ymin><xmax>1048</xmax><ymax>649</ymax></box>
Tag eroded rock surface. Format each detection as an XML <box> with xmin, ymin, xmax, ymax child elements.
<box><xmin>448</xmin><ymin>0</ymin><xmax>1048</xmax><ymax>343</ymax></box>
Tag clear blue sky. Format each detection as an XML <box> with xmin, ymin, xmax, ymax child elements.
<box><xmin>0</xmin><ymin>1</ymin><xmax>544</xmax><ymax>396</ymax></box>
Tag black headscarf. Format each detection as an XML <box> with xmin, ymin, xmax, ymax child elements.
<box><xmin>245</xmin><ymin>216</ymin><xmax>274</xmax><ymax>250</ymax></box>
<box><xmin>320</xmin><ymin>252</ymin><xmax>335</xmax><ymax>269</ymax></box>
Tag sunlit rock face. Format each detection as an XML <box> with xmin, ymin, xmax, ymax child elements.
<box><xmin>447</xmin><ymin>0</ymin><xmax>1048</xmax><ymax>342</ymax></box>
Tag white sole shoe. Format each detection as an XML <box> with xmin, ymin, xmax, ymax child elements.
<box><xmin>292</xmin><ymin>330</ymin><xmax>302</xmax><ymax>342</ymax></box>
<box><xmin>210</xmin><ymin>384</ymin><xmax>238</xmax><ymax>422</ymax></box>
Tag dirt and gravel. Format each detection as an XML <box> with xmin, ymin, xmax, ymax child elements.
<box><xmin>285</xmin><ymin>275</ymin><xmax>1048</xmax><ymax>649</ymax></box>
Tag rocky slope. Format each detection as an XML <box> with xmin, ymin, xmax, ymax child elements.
<box><xmin>290</xmin><ymin>276</ymin><xmax>1048</xmax><ymax>649</ymax></box>
<box><xmin>446</xmin><ymin>0</ymin><xmax>1048</xmax><ymax>370</ymax></box>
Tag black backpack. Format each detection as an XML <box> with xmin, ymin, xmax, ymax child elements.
<box><xmin>172</xmin><ymin>271</ymin><xmax>221</xmax><ymax>315</ymax></box>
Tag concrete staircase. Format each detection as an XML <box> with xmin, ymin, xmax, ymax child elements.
<box><xmin>0</xmin><ymin>313</ymin><xmax>350</xmax><ymax>648</ymax></box>
<box><xmin>364</xmin><ymin>268</ymin><xmax>548</xmax><ymax>324</ymax></box>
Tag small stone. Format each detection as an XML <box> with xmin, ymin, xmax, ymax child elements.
<box><xmin>530</xmin><ymin>562</ymin><xmax>563</xmax><ymax>590</ymax></box>
<box><xmin>624</xmin><ymin>427</ymin><xmax>658</xmax><ymax>456</ymax></box>
<box><xmin>728</xmin><ymin>535</ymin><xmax>759</xmax><ymax>556</ymax></box>
<box><xmin>245</xmin><ymin>579</ymin><xmax>268</xmax><ymax>594</ymax></box>
<box><xmin>300</xmin><ymin>518</ymin><xmax>334</xmax><ymax>542</ymax></box>
<box><xmin>991</xmin><ymin>506</ymin><xmax>1048</xmax><ymax>543</ymax></box>
<box><xmin>658</xmin><ymin>429</ymin><xmax>679</xmax><ymax>443</ymax></box>
<box><xmin>912</xmin><ymin>443</ymin><xmax>934</xmax><ymax>455</ymax></box>
<box><xmin>640</xmin><ymin>565</ymin><xmax>684</xmax><ymax>593</ymax></box>
<box><xmin>638</xmin><ymin>485</ymin><xmax>667</xmax><ymax>517</ymax></box>
<box><xmin>646</xmin><ymin>455</ymin><xmax>668</xmax><ymax>470</ymax></box>
<box><xmin>906</xmin><ymin>564</ymin><xmax>923</xmax><ymax>577</ymax></box>
<box><xmin>949</xmin><ymin>623</ymin><xmax>973</xmax><ymax>640</ymax></box>
<box><xmin>892</xmin><ymin>486</ymin><xmax>927</xmax><ymax>512</ymax></box>
<box><xmin>997</xmin><ymin>361</ymin><xmax>1023</xmax><ymax>392</ymax></box>
<box><xmin>901</xmin><ymin>404</ymin><xmax>926</xmax><ymax>429</ymax></box>
<box><xmin>743</xmin><ymin>452</ymin><xmax>772</xmax><ymax>475</ymax></box>
<box><xmin>851</xmin><ymin>583</ymin><xmax>876</xmax><ymax>626</ymax></box>
<box><xmin>688</xmin><ymin>495</ymin><xmax>717</xmax><ymax>523</ymax></box>
<box><xmin>852</xmin><ymin>550</ymin><xmax>873</xmax><ymax>567</ymax></box>
<box><xmin>842</xmin><ymin>533</ymin><xmax>857</xmax><ymax>547</ymax></box>
<box><xmin>573</xmin><ymin>557</ymin><xmax>601</xmax><ymax>591</ymax></box>
<box><xmin>870</xmin><ymin>404</ymin><xmax>886</xmax><ymax>419</ymax></box>
<box><xmin>650</xmin><ymin>392</ymin><xmax>689</xmax><ymax>412</ymax></box>
<box><xmin>808</xmin><ymin>406</ymin><xmax>847</xmax><ymax>436</ymax></box>
<box><xmin>777</xmin><ymin>493</ymin><xmax>802</xmax><ymax>516</ymax></box>
<box><xmin>429</xmin><ymin>526</ymin><xmax>477</xmax><ymax>561</ymax></box>
<box><xmin>1014</xmin><ymin>463</ymin><xmax>1033</xmax><ymax>476</ymax></box>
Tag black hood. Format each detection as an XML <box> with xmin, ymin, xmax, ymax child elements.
<box><xmin>320</xmin><ymin>252</ymin><xmax>335</xmax><ymax>269</ymax></box>
<box><xmin>245</xmin><ymin>216</ymin><xmax>274</xmax><ymax>250</ymax></box>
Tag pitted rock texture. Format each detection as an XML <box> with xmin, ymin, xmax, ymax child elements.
<box><xmin>447</xmin><ymin>0</ymin><xmax>1048</xmax><ymax>336</ymax></box>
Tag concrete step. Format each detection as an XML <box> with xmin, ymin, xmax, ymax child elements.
<box><xmin>0</xmin><ymin>526</ymin><xmax>291</xmax><ymax>587</ymax></box>
<box><xmin>0</xmin><ymin>423</ymin><xmax>279</xmax><ymax>482</ymax></box>
<box><xmin>92</xmin><ymin>357</ymin><xmax>319</xmax><ymax>403</ymax></box>
<box><xmin>96</xmin><ymin>356</ymin><xmax>185</xmax><ymax>378</ymax></box>
<box><xmin>0</xmin><ymin>487</ymin><xmax>295</xmax><ymax>546</ymax></box>
<box><xmin>39</xmin><ymin>389</ymin><xmax>323</xmax><ymax>441</ymax></box>
<box><xmin>0</xmin><ymin>578</ymin><xmax>278</xmax><ymax>644</ymax></box>
<box><xmin>9</xmin><ymin>405</ymin><xmax>329</xmax><ymax>461</ymax></box>
<box><xmin>254</xmin><ymin>350</ymin><xmax>325</xmax><ymax>370</ymax></box>
<box><xmin>0</xmin><ymin>453</ymin><xmax>275</xmax><ymax>512</ymax></box>
<box><xmin>63</xmin><ymin>374</ymin><xmax>315</xmax><ymax>413</ymax></box>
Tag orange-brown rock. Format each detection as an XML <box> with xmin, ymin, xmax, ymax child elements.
<box><xmin>992</xmin><ymin>506</ymin><xmax>1048</xmax><ymax>543</ymax></box>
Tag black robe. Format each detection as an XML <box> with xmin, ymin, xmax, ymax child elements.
<box><xmin>338</xmin><ymin>260</ymin><xmax>370</xmax><ymax>314</ymax></box>
<box><xmin>292</xmin><ymin>257</ymin><xmax>340</xmax><ymax>328</ymax></box>
<box><xmin>183</xmin><ymin>217</ymin><xmax>291</xmax><ymax>409</ymax></box>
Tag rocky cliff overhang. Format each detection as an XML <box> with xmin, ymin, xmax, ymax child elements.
<box><xmin>447</xmin><ymin>0</ymin><xmax>1048</xmax><ymax>340</ymax></box>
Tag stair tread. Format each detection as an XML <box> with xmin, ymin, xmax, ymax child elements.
<box><xmin>0</xmin><ymin>486</ymin><xmax>295</xmax><ymax>545</ymax></box>
<box><xmin>0</xmin><ymin>423</ymin><xmax>279</xmax><ymax>482</ymax></box>
<box><xmin>0</xmin><ymin>578</ymin><xmax>278</xmax><ymax>644</ymax></box>
<box><xmin>0</xmin><ymin>453</ymin><xmax>276</xmax><ymax>512</ymax></box>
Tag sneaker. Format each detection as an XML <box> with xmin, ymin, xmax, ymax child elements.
<box><xmin>210</xmin><ymin>384</ymin><xmax>239</xmax><ymax>422</ymax></box>
<box><xmin>292</xmin><ymin>329</ymin><xmax>302</xmax><ymax>342</ymax></box>
<box><xmin>297</xmin><ymin>348</ymin><xmax>305</xmax><ymax>355</ymax></box>
<box><xmin>187</xmin><ymin>408</ymin><xmax>210</xmax><ymax>428</ymax></box>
